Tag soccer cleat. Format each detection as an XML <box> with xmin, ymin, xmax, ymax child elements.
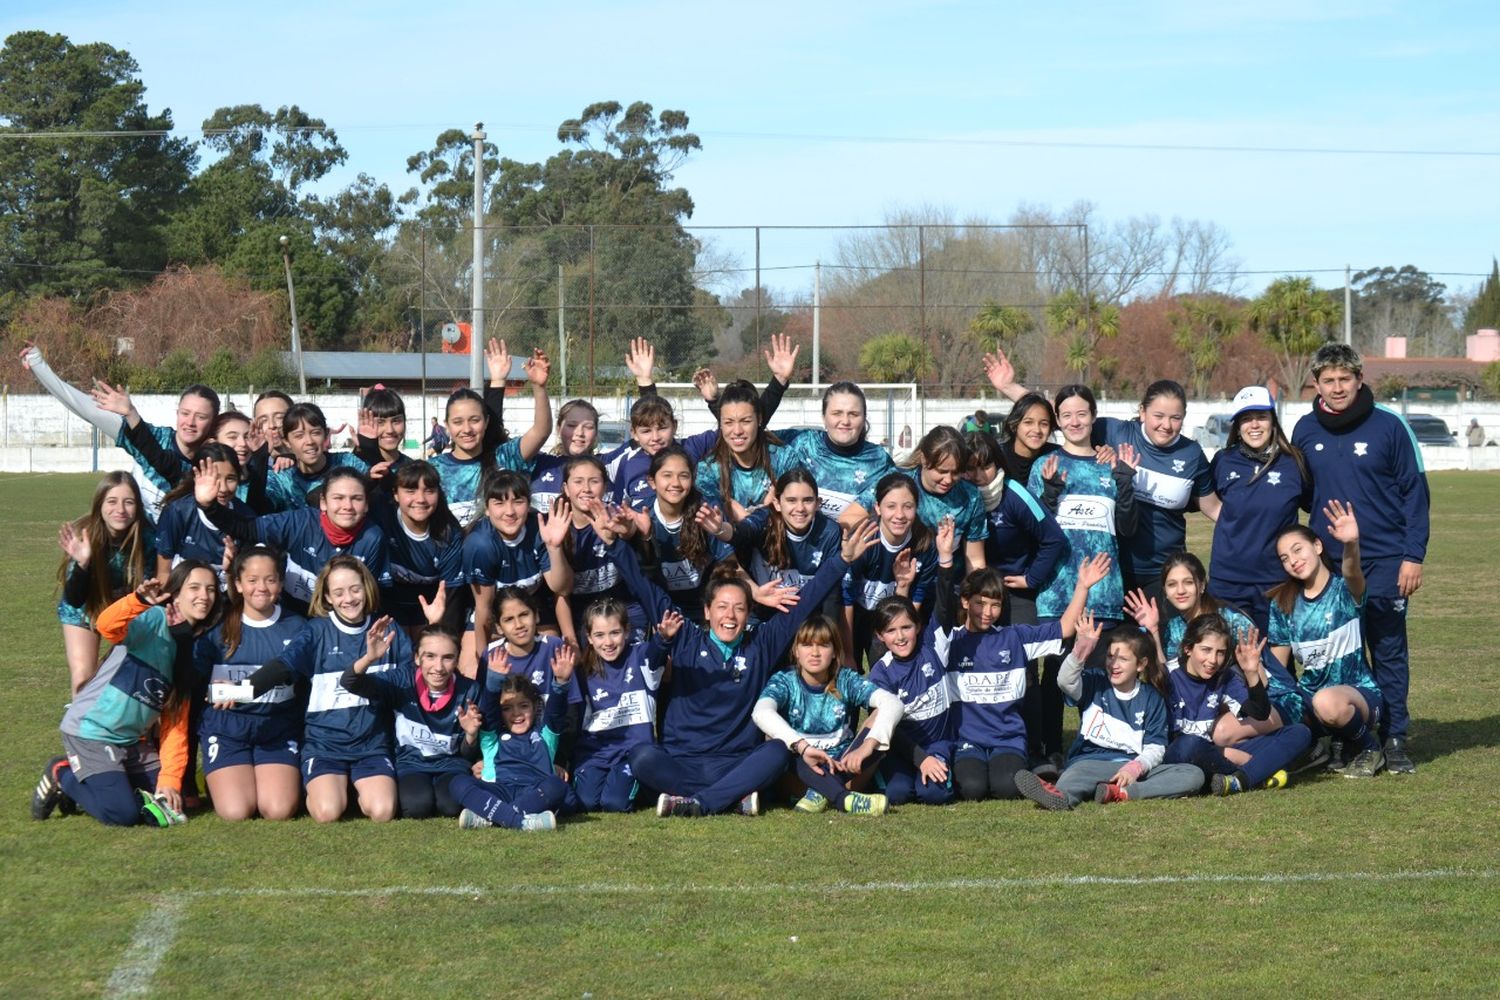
<box><xmin>794</xmin><ymin>790</ymin><xmax>828</xmax><ymax>813</ymax></box>
<box><xmin>738</xmin><ymin>791</ymin><xmax>761</xmax><ymax>816</ymax></box>
<box><xmin>842</xmin><ymin>792</ymin><xmax>887</xmax><ymax>816</ymax></box>
<box><xmin>1093</xmin><ymin>781</ymin><xmax>1128</xmax><ymax>805</ymax></box>
<box><xmin>31</xmin><ymin>756</ymin><xmax>70</xmax><ymax>821</ymax></box>
<box><xmin>655</xmin><ymin>794</ymin><xmax>704</xmax><ymax>818</ymax></box>
<box><xmin>139</xmin><ymin>790</ymin><xmax>172</xmax><ymax>828</ymax></box>
<box><xmin>153</xmin><ymin>793</ymin><xmax>188</xmax><ymax>825</ymax></box>
<box><xmin>1294</xmin><ymin>737</ymin><xmax>1331</xmax><ymax>774</ymax></box>
<box><xmin>1324</xmin><ymin>739</ymin><xmax>1347</xmax><ymax>773</ymax></box>
<box><xmin>457</xmin><ymin>808</ymin><xmax>493</xmax><ymax>829</ymax></box>
<box><xmin>1014</xmin><ymin>769</ymin><xmax>1071</xmax><ymax>811</ymax></box>
<box><xmin>1262</xmin><ymin>770</ymin><xmax>1290</xmax><ymax>790</ymax></box>
<box><xmin>1210</xmin><ymin>772</ymin><xmax>1246</xmax><ymax>797</ymax></box>
<box><xmin>1341</xmin><ymin>747</ymin><xmax>1386</xmax><ymax>779</ymax></box>
<box><xmin>1383</xmin><ymin>738</ymin><xmax>1417</xmax><ymax>775</ymax></box>
<box><xmin>520</xmin><ymin>810</ymin><xmax>557</xmax><ymax>832</ymax></box>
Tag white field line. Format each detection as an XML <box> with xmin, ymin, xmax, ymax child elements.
<box><xmin>108</xmin><ymin>868</ymin><xmax>1497</xmax><ymax>994</ymax></box>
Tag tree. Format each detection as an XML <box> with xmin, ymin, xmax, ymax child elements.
<box><xmin>860</xmin><ymin>333</ymin><xmax>935</xmax><ymax>382</ymax></box>
<box><xmin>1464</xmin><ymin>259</ymin><xmax>1500</xmax><ymax>335</ymax></box>
<box><xmin>1170</xmin><ymin>295</ymin><xmax>1242</xmax><ymax>398</ymax></box>
<box><xmin>1247</xmin><ymin>276</ymin><xmax>1341</xmax><ymax>399</ymax></box>
<box><xmin>969</xmin><ymin>301</ymin><xmax>1035</xmax><ymax>371</ymax></box>
<box><xmin>0</xmin><ymin>31</ymin><xmax>193</xmax><ymax>314</ymax></box>
<box><xmin>1351</xmin><ymin>265</ymin><xmax>1457</xmax><ymax>357</ymax></box>
<box><xmin>1046</xmin><ymin>288</ymin><xmax>1121</xmax><ymax>383</ymax></box>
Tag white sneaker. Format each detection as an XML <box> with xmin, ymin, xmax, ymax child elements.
<box><xmin>738</xmin><ymin>791</ymin><xmax>760</xmax><ymax>816</ymax></box>
<box><xmin>520</xmin><ymin>810</ymin><xmax>557</xmax><ymax>831</ymax></box>
<box><xmin>457</xmin><ymin>808</ymin><xmax>492</xmax><ymax>829</ymax></box>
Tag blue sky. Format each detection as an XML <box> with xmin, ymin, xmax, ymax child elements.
<box><xmin>7</xmin><ymin>1</ymin><xmax>1500</xmax><ymax>298</ymax></box>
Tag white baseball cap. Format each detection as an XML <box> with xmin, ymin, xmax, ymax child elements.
<box><xmin>1230</xmin><ymin>385</ymin><xmax>1275</xmax><ymax>418</ymax></box>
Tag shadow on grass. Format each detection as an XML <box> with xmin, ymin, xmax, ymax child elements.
<box><xmin>1410</xmin><ymin>715</ymin><xmax>1500</xmax><ymax>762</ymax></box>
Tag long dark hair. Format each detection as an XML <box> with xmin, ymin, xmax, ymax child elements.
<box><xmin>871</xmin><ymin>472</ymin><xmax>932</xmax><ymax>554</ymax></box>
<box><xmin>161</xmin><ymin>442</ymin><xmax>242</xmax><ymax>508</ymax></box>
<box><xmin>762</xmin><ymin>467</ymin><xmax>819</xmax><ymax>571</ymax></box>
<box><xmin>1227</xmin><ymin>403</ymin><xmax>1309</xmax><ymax>486</ymax></box>
<box><xmin>643</xmin><ymin>446</ymin><xmax>711</xmax><ymax>571</ymax></box>
<box><xmin>446</xmin><ymin>388</ymin><xmax>498</xmax><ymax>481</ymax></box>
<box><xmin>57</xmin><ymin>472</ymin><xmax>149</xmax><ymax>622</ymax></box>
<box><xmin>162</xmin><ymin>557</ymin><xmax>224</xmax><ymax>714</ymax></box>
<box><xmin>1177</xmin><ymin>612</ymin><xmax>1232</xmax><ymax>675</ymax></box>
<box><xmin>1267</xmin><ymin>525</ymin><xmax>1336</xmax><ymax>615</ymax></box>
<box><xmin>219</xmin><ymin>545</ymin><xmax>287</xmax><ymax>658</ymax></box>
<box><xmin>393</xmin><ymin>460</ymin><xmax>459</xmax><ymax>544</ymax></box>
<box><xmin>707</xmin><ymin>380</ymin><xmax>780</xmax><ymax>504</ymax></box>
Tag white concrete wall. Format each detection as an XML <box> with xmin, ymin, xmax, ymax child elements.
<box><xmin>4</xmin><ymin>389</ymin><xmax>1500</xmax><ymax>474</ymax></box>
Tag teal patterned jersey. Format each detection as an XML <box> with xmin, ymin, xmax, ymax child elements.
<box><xmin>1164</xmin><ymin>604</ymin><xmax>1254</xmax><ymax>665</ymax></box>
<box><xmin>1268</xmin><ymin>575</ymin><xmax>1378</xmax><ymax>698</ymax></box>
<box><xmin>114</xmin><ymin>422</ymin><xmax>185</xmax><ymax>516</ymax></box>
<box><xmin>694</xmin><ymin>445</ymin><xmax>797</xmax><ymax>511</ymax></box>
<box><xmin>758</xmin><ymin>667</ymin><xmax>881</xmax><ymax>758</ymax></box>
<box><xmin>777</xmin><ymin>428</ymin><xmax>894</xmax><ymax>520</ymax></box>
<box><xmin>265</xmin><ymin>451</ymin><xmax>370</xmax><ymax>512</ymax></box>
<box><xmin>1027</xmin><ymin>451</ymin><xmax>1125</xmax><ymax>620</ymax></box>
<box><xmin>430</xmin><ymin>439</ymin><xmax>529</xmax><ymax>527</ymax></box>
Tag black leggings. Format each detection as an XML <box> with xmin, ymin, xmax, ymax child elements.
<box><xmin>953</xmin><ymin>751</ymin><xmax>1027</xmax><ymax>801</ymax></box>
<box><xmin>398</xmin><ymin>772</ymin><xmax>462</xmax><ymax>819</ymax></box>
<box><xmin>1023</xmin><ymin>654</ymin><xmax>1065</xmax><ymax>758</ymax></box>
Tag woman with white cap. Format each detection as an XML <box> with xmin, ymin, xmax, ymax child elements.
<box><xmin>1206</xmin><ymin>386</ymin><xmax>1311</xmax><ymax>632</ymax></box>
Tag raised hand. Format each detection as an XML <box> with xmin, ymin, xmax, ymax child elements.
<box><xmin>1322</xmin><ymin>499</ymin><xmax>1359</xmax><ymax>545</ymax></box>
<box><xmin>220</xmin><ymin>535</ymin><xmax>237</xmax><ymax>578</ymax></box>
<box><xmin>484</xmin><ymin>338</ymin><xmax>512</xmax><ymax>385</ymax></box>
<box><xmin>136</xmin><ymin>577</ymin><xmax>167</xmax><ymax>606</ymax></box>
<box><xmin>624</xmin><ymin>337</ymin><xmax>655</xmax><ymax>385</ymax></box>
<box><xmin>1093</xmin><ymin>444</ymin><xmax>1117</xmax><ymax>467</ymax></box>
<box><xmin>486</xmin><ymin>644</ymin><xmax>514</xmax><ymax>677</ymax></box>
<box><xmin>192</xmin><ymin>457</ymin><xmax>223</xmax><ymax>507</ymax></box>
<box><xmin>1077</xmin><ymin>553</ymin><xmax>1112</xmax><ymax>592</ymax></box>
<box><xmin>1071</xmin><ymin>610</ymin><xmax>1103</xmax><ymax>664</ymax></box>
<box><xmin>1115</xmin><ymin>442</ymin><xmax>1140</xmax><ymax>471</ymax></box>
<box><xmin>368</xmin><ymin>461</ymin><xmax>392</xmax><ymax>481</ymax></box>
<box><xmin>751</xmin><ymin>578</ymin><xmax>801</xmax><ymax>613</ymax></box>
<box><xmin>657</xmin><ymin>608</ymin><xmax>685</xmax><ymax>641</ymax></box>
<box><xmin>1041</xmin><ymin>453</ymin><xmax>1064</xmax><ymax>484</ymax></box>
<box><xmin>1235</xmin><ymin>626</ymin><xmax>1268</xmax><ymax>686</ymax></box>
<box><xmin>89</xmin><ymin>379</ymin><xmax>133</xmax><ymax>417</ymax></box>
<box><xmin>840</xmin><ymin>516</ymin><xmax>882</xmax><ymax>563</ymax></box>
<box><xmin>692</xmin><ymin>367</ymin><xmax>719</xmax><ymax>403</ymax></box>
<box><xmin>623</xmin><ymin>503</ymin><xmax>650</xmax><ymax>537</ymax></box>
<box><xmin>524</xmin><ymin>348</ymin><xmax>551</xmax><ymax>387</ymax></box>
<box><xmin>1122</xmin><ymin>588</ymin><xmax>1159</xmax><ymax>631</ymax></box>
<box><xmin>363</xmin><ymin>616</ymin><xmax>396</xmax><ymax>663</ymax></box>
<box><xmin>417</xmin><ymin>580</ymin><xmax>448</xmax><ymax>626</ymax></box>
<box><xmin>457</xmin><ymin>702</ymin><xmax>483</xmax><ymax>738</ymax></box>
<box><xmin>694</xmin><ymin>503</ymin><xmax>728</xmax><ymax>540</ymax></box>
<box><xmin>550</xmin><ymin>641</ymin><xmax>578</xmax><ymax>685</ymax></box>
<box><xmin>981</xmin><ymin>350</ymin><xmax>1016</xmax><ymax>394</ymax></box>
<box><xmin>892</xmin><ymin>548</ymin><xmax>917</xmax><ymax>593</ymax></box>
<box><xmin>19</xmin><ymin>341</ymin><xmax>35</xmax><ymax>371</ymax></box>
<box><xmin>58</xmin><ymin>521</ymin><xmax>91</xmax><ymax>567</ymax></box>
<box><xmin>538</xmin><ymin>497</ymin><xmax>573</xmax><ymax>548</ymax></box>
<box><xmin>764</xmin><ymin>333</ymin><xmax>800</xmax><ymax>383</ymax></box>
<box><xmin>935</xmin><ymin>515</ymin><xmax>958</xmax><ymax>562</ymax></box>
<box><xmin>357</xmin><ymin>407</ymin><xmax>377</xmax><ymax>441</ymax></box>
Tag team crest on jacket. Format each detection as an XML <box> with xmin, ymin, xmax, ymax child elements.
<box><xmin>1354</xmin><ymin>442</ymin><xmax>1368</xmax><ymax>456</ymax></box>
<box><xmin>1267</xmin><ymin>471</ymin><xmax>1281</xmax><ymax>485</ymax></box>
<box><xmin>1172</xmin><ymin>459</ymin><xmax>1186</xmax><ymax>473</ymax></box>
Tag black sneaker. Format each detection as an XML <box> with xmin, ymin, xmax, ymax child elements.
<box><xmin>31</xmin><ymin>756</ymin><xmax>70</xmax><ymax>820</ymax></box>
<box><xmin>1293</xmin><ymin>737</ymin><xmax>1331</xmax><ymax>774</ymax></box>
<box><xmin>1014</xmin><ymin>768</ymin><xmax>1071</xmax><ymax>811</ymax></box>
<box><xmin>1383</xmin><ymin>738</ymin><xmax>1417</xmax><ymax>775</ymax></box>
<box><xmin>1324</xmin><ymin>739</ymin><xmax>1348</xmax><ymax>773</ymax></box>
<box><xmin>1341</xmin><ymin>747</ymin><xmax>1386</xmax><ymax>779</ymax></box>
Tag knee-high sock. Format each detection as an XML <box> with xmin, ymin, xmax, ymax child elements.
<box><xmin>1233</xmin><ymin>725</ymin><xmax>1312</xmax><ymax>787</ymax></box>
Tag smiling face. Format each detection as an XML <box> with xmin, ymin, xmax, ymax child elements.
<box><xmin>588</xmin><ymin>613</ymin><xmax>627</xmax><ymax>663</ymax></box>
<box><xmin>285</xmin><ymin>421</ymin><xmax>328</xmax><ymax>471</ymax></box>
<box><xmin>253</xmin><ymin>398</ymin><xmax>289</xmax><ymax>451</ymax></box>
<box><xmin>500</xmin><ymin>692</ymin><xmax>536</xmax><ymax>735</ymax></box>
<box><xmin>822</xmin><ymin>391</ymin><xmax>865</xmax><ymax>448</ymax></box>
<box><xmin>209</xmin><ymin>460</ymin><xmax>241</xmax><ymax>505</ymax></box>
<box><xmin>1056</xmin><ymin>396</ymin><xmax>1095</xmax><ymax>448</ymax></box>
<box><xmin>1277</xmin><ymin>532</ymin><xmax>1325</xmax><ymax>584</ymax></box>
<box><xmin>1014</xmin><ymin>402</ymin><xmax>1053</xmax><ymax>456</ymax></box>
<box><xmin>235</xmin><ymin>555</ymin><xmax>282</xmax><ymax>618</ymax></box>
<box><xmin>100</xmin><ymin>483</ymin><xmax>139</xmax><ymax>535</ymax></box>
<box><xmin>374</xmin><ymin>415</ymin><xmax>406</xmax><ymax>454</ymax></box>
<box><xmin>632</xmin><ymin>418</ymin><xmax>675</xmax><ymax>456</ymax></box>
<box><xmin>174</xmin><ymin>567</ymin><xmax>218</xmax><ymax>624</ymax></box>
<box><xmin>445</xmin><ymin>398</ymin><xmax>487</xmax><ymax>458</ymax></box>
<box><xmin>416</xmin><ymin>636</ymin><xmax>459</xmax><ymax>693</ymax></box>
<box><xmin>497</xmin><ymin>596</ymin><xmax>537</xmax><ymax>650</ymax></box>
<box><xmin>1184</xmin><ymin>633</ymin><xmax>1229</xmax><ymax>681</ymax></box>
<box><xmin>878</xmin><ymin>610</ymin><xmax>919</xmax><ymax>659</ymax></box>
<box><xmin>794</xmin><ymin>635</ymin><xmax>837</xmax><ymax>683</ymax></box>
<box><xmin>324</xmin><ymin>567</ymin><xmax>368</xmax><ymax>623</ymax></box>
<box><xmin>651</xmin><ymin>455</ymin><xmax>693</xmax><ymax>512</ymax></box>
<box><xmin>875</xmin><ymin>485</ymin><xmax>917</xmax><ymax>542</ymax></box>
<box><xmin>962</xmin><ymin>593</ymin><xmax>1004</xmax><ymax>632</ymax></box>
<box><xmin>395</xmin><ymin>478</ymin><xmax>439</xmax><ymax>528</ymax></box>
<box><xmin>1139</xmin><ymin>395</ymin><xmax>1185</xmax><ymax>447</ymax></box>
<box><xmin>563</xmin><ymin>463</ymin><xmax>606</xmax><ymax>510</ymax></box>
<box><xmin>1163</xmin><ymin>564</ymin><xmax>1201</xmax><ymax>615</ymax></box>
<box><xmin>212</xmin><ymin>416</ymin><xmax>252</xmax><ymax>465</ymax></box>
<box><xmin>1315</xmin><ymin>366</ymin><xmax>1361</xmax><ymax>413</ymax></box>
<box><xmin>1237</xmin><ymin>411</ymin><xmax>1274</xmax><ymax>449</ymax></box>
<box><xmin>719</xmin><ymin>402</ymin><xmax>758</xmax><ymax>458</ymax></box>
<box><xmin>706</xmin><ymin>583</ymin><xmax>750</xmax><ymax>644</ymax></box>
<box><xmin>921</xmin><ymin>455</ymin><xmax>961</xmax><ymax>496</ymax></box>
<box><xmin>176</xmin><ymin>393</ymin><xmax>217</xmax><ymax>449</ymax></box>
<box><xmin>320</xmin><ymin>478</ymin><xmax>368</xmax><ymax>531</ymax></box>
<box><xmin>557</xmin><ymin>409</ymin><xmax>598</xmax><ymax>456</ymax></box>
<box><xmin>485</xmin><ymin>492</ymin><xmax>530</xmax><ymax>539</ymax></box>
<box><xmin>774</xmin><ymin>481</ymin><xmax>818</xmax><ymax>533</ymax></box>
<box><xmin>1105</xmin><ymin>641</ymin><xmax>1145</xmax><ymax>690</ymax></box>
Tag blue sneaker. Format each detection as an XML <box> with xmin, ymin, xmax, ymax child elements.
<box><xmin>794</xmin><ymin>790</ymin><xmax>828</xmax><ymax>813</ymax></box>
<box><xmin>520</xmin><ymin>810</ymin><xmax>557</xmax><ymax>831</ymax></box>
<box><xmin>1210</xmin><ymin>772</ymin><xmax>1246</xmax><ymax>797</ymax></box>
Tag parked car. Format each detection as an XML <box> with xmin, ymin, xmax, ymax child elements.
<box><xmin>1405</xmin><ymin>413</ymin><xmax>1458</xmax><ymax>446</ymax></box>
<box><xmin>1196</xmin><ymin>413</ymin><xmax>1233</xmax><ymax>449</ymax></box>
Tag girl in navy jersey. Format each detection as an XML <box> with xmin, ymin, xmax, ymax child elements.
<box><xmin>563</xmin><ymin>456</ymin><xmax>645</xmax><ymax>644</ymax></box>
<box><xmin>842</xmin><ymin>473</ymin><xmax>938</xmax><ymax>669</ymax></box>
<box><xmin>193</xmin><ymin>547</ymin><xmax>306</xmax><ymax>822</ymax></box>
<box><xmin>262</xmin><ymin>403</ymin><xmax>370</xmax><ymax>512</ymax></box>
<box><xmin>246</xmin><ymin>556</ymin><xmax>411</xmax><ymax>823</ymax></box>
<box><xmin>372</xmin><ymin>460</ymin><xmax>466</xmax><ymax>636</ymax></box>
<box><xmin>155</xmin><ymin>443</ymin><xmax>245</xmax><ymax>584</ymax></box>
<box><xmin>898</xmin><ymin>426</ymin><xmax>989</xmax><ymax>574</ymax></box>
<box><xmin>625</xmin><ymin>446</ymin><xmax>733</xmax><ymax>625</ymax></box>
<box><xmin>452</xmin><ymin>645</ymin><xmax>573</xmax><ymax>831</ymax></box>
<box><xmin>776</xmin><ymin>381</ymin><xmax>895</xmax><ymax>524</ymax></box>
<box><xmin>55</xmin><ymin>472</ymin><xmax>154</xmax><ymax>694</ymax></box>
<box><xmin>483</xmin><ymin>587</ymin><xmax>579</xmax><ymax>718</ymax></box>
<box><xmin>463</xmin><ymin>472</ymin><xmax>574</xmax><ymax>671</ymax></box>
<box><xmin>961</xmin><ymin>429</ymin><xmax>1066</xmax><ymax>628</ymax></box>
<box><xmin>352</xmin><ymin>385</ymin><xmax>411</xmax><ymax>473</ymax></box>
<box><xmin>728</xmin><ymin>468</ymin><xmax>843</xmax><ymax>625</ymax></box>
<box><xmin>531</xmin><ymin>399</ymin><xmax>599</xmax><ymax>512</ymax></box>
<box><xmin>339</xmin><ymin>625</ymin><xmax>483</xmax><ymax>819</ymax></box>
<box><xmin>1208</xmin><ymin>386</ymin><xmax>1311</xmax><ymax>632</ymax></box>
<box><xmin>570</xmin><ymin>601</ymin><xmax>678</xmax><ymax>813</ymax></box>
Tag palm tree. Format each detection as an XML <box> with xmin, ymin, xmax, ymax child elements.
<box><xmin>1046</xmin><ymin>289</ymin><xmax>1120</xmax><ymax>384</ymax></box>
<box><xmin>1247</xmin><ymin>276</ymin><xmax>1341</xmax><ymax>399</ymax></box>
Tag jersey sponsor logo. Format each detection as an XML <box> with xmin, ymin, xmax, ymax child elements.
<box><xmin>819</xmin><ymin>489</ymin><xmax>858</xmax><ymax>517</ymax></box>
<box><xmin>1054</xmin><ymin>496</ymin><xmax>1116</xmax><ymax>535</ymax></box>
<box><xmin>395</xmin><ymin>714</ymin><xmax>460</xmax><ymax>757</ymax></box>
<box><xmin>573</xmin><ymin>565</ymin><xmax>619</xmax><ymax>593</ymax></box>
<box><xmin>660</xmin><ymin>558</ymin><xmax>702</xmax><ymax>591</ymax></box>
<box><xmin>902</xmin><ymin>675</ymin><xmax>955</xmax><ymax>721</ymax></box>
<box><xmin>857</xmin><ymin>578</ymin><xmax>897</xmax><ymax>609</ymax></box>
<box><xmin>1133</xmin><ymin>466</ymin><xmax>1193</xmax><ymax>510</ymax></box>
<box><xmin>954</xmin><ymin>668</ymin><xmax>1026</xmax><ymax>704</ymax></box>
<box><xmin>449</xmin><ymin>499</ymin><xmax>479</xmax><ymax>526</ymax></box>
<box><xmin>308</xmin><ymin>671</ymin><xmax>375</xmax><ymax>714</ymax></box>
<box><xmin>1078</xmin><ymin>702</ymin><xmax>1144</xmax><ymax>755</ymax></box>
<box><xmin>584</xmin><ymin>689</ymin><xmax>656</xmax><ymax>732</ymax></box>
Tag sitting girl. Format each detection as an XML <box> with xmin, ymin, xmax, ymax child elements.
<box><xmin>753</xmin><ymin>614</ymin><xmax>905</xmax><ymax>816</ymax></box>
<box><xmin>451</xmin><ymin>645</ymin><xmax>573</xmax><ymax>831</ymax></box>
<box><xmin>1014</xmin><ymin>618</ymin><xmax>1204</xmax><ymax>810</ymax></box>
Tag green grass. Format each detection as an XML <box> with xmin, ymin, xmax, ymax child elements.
<box><xmin>3</xmin><ymin>472</ymin><xmax>1499</xmax><ymax>998</ymax></box>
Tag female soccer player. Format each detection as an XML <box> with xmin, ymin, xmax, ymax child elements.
<box><xmin>693</xmin><ymin>379</ymin><xmax>792</xmax><ymax>518</ymax></box>
<box><xmin>1123</xmin><ymin>552</ymin><xmax>1255</xmax><ymax>666</ymax></box>
<box><xmin>259</xmin><ymin>402</ymin><xmax>371</xmax><ymax>511</ymax></box>
<box><xmin>55</xmin><ymin>472</ymin><xmax>154</xmax><ymax>693</ymax></box>
<box><xmin>776</xmin><ymin>381</ymin><xmax>896</xmax><ymax>524</ymax></box>
<box><xmin>727</xmin><ymin>468</ymin><xmax>843</xmax><ymax>625</ymax></box>
<box><xmin>623</xmin><ymin>446</ymin><xmax>732</xmax><ymax>625</ymax></box>
<box><xmin>842</xmin><ymin>473</ymin><xmax>937</xmax><ymax>668</ymax></box>
<box><xmin>899</xmin><ymin>426</ymin><xmax>989</xmax><ymax>574</ymax></box>
<box><xmin>561</xmin><ymin>455</ymin><xmax>644</xmax><ymax>643</ymax></box>
<box><xmin>370</xmin><ymin>460</ymin><xmax>466</xmax><ymax>636</ymax></box>
<box><xmin>33</xmin><ymin>562</ymin><xmax>221</xmax><ymax>826</ymax></box>
<box><xmin>154</xmin><ymin>443</ymin><xmax>245</xmax><ymax>584</ymax></box>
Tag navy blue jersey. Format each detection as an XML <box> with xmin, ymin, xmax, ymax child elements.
<box><xmin>869</xmin><ymin>615</ymin><xmax>959</xmax><ymax>763</ymax></box>
<box><xmin>481</xmin><ymin>634</ymin><xmax>583</xmax><ymax>714</ymax></box>
<box><xmin>476</xmin><ymin>661</ymin><xmax>569</xmax><ymax>785</ymax></box>
<box><xmin>343</xmin><ymin>665</ymin><xmax>480</xmax><ymax>775</ymax></box>
<box><xmin>1066</xmin><ymin>671</ymin><xmax>1169</xmax><ymax>765</ymax></box>
<box><xmin>528</xmin><ymin>452</ymin><xmax>570</xmax><ymax>513</ymax></box>
<box><xmin>609</xmin><ymin>537</ymin><xmax>849</xmax><ymax>756</ymax></box>
<box><xmin>1163</xmin><ymin>605</ymin><xmax>1254</xmax><ymax>665</ymax></box>
<box><xmin>1292</xmin><ymin>402</ymin><xmax>1429</xmax><ymax>595</ymax></box>
<box><xmin>605</xmin><ymin>429</ymin><xmax>718</xmax><ymax>508</ymax></box>
<box><xmin>776</xmin><ymin>428</ymin><xmax>892</xmax><ymax>518</ymax></box>
<box><xmin>575</xmin><ymin>636</ymin><xmax>667</xmax><ymax>767</ymax></box>
<box><xmin>982</xmin><ymin>479</ymin><xmax>1066</xmax><ymax>590</ymax></box>
<box><xmin>631</xmin><ymin>501</ymin><xmax>734</xmax><ymax>624</ymax></box>
<box><xmin>1164</xmin><ymin>664</ymin><xmax>1250</xmax><ymax>741</ymax></box>
<box><xmin>735</xmin><ymin>507</ymin><xmax>843</xmax><ymax>622</ymax></box>
<box><xmin>567</xmin><ymin>521</ymin><xmax>642</xmax><ymax>633</ymax></box>
<box><xmin>249</xmin><ymin>509</ymin><xmax>391</xmax><ymax>610</ymax></box>
<box><xmin>462</xmin><ymin>516</ymin><xmax>552</xmax><ymax>595</ymax></box>
<box><xmin>1096</xmin><ymin>417</ymin><xmax>1213</xmax><ymax>581</ymax></box>
<box><xmin>948</xmin><ymin>621</ymin><xmax>1064</xmax><ymax>754</ymax></box>
<box><xmin>842</xmin><ymin>534</ymin><xmax>938</xmax><ymax>610</ymax></box>
<box><xmin>194</xmin><ymin>608</ymin><xmax>308</xmax><ymax>746</ymax></box>
<box><xmin>371</xmin><ymin>502</ymin><xmax>465</xmax><ymax>627</ymax></box>
<box><xmin>430</xmin><ymin>438</ymin><xmax>528</xmax><ymax>527</ymax></box>
<box><xmin>1209</xmin><ymin>447</ymin><xmax>1310</xmax><ymax>588</ymax></box>
<box><xmin>156</xmin><ymin>493</ymin><xmax>253</xmax><ymax>583</ymax></box>
<box><xmin>275</xmin><ymin>616</ymin><xmax>411</xmax><ymax>759</ymax></box>
<box><xmin>264</xmin><ymin>452</ymin><xmax>370</xmax><ymax>512</ymax></box>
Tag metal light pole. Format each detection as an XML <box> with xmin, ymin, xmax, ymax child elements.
<box><xmin>279</xmin><ymin>235</ymin><xmax>307</xmax><ymax>394</ymax></box>
<box><xmin>812</xmin><ymin>259</ymin><xmax>821</xmax><ymax>387</ymax></box>
<box><xmin>1344</xmin><ymin>264</ymin><xmax>1353</xmax><ymax>346</ymax></box>
<box><xmin>470</xmin><ymin>122</ymin><xmax>486</xmax><ymax>389</ymax></box>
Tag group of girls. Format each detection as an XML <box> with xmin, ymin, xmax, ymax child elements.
<box><xmin>25</xmin><ymin>330</ymin><xmax>1395</xmax><ymax>829</ymax></box>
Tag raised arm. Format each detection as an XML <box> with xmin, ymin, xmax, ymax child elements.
<box><xmin>517</xmin><ymin>349</ymin><xmax>554</xmax><ymax>461</ymax></box>
<box><xmin>982</xmin><ymin>350</ymin><xmax>1028</xmax><ymax>403</ymax></box>
<box><xmin>1323</xmin><ymin>499</ymin><xmax>1366</xmax><ymax>603</ymax></box>
<box><xmin>19</xmin><ymin>343</ymin><xmax>124</xmax><ymax>439</ymax></box>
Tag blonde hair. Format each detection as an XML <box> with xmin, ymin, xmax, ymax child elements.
<box><xmin>308</xmin><ymin>555</ymin><xmax>380</xmax><ymax>619</ymax></box>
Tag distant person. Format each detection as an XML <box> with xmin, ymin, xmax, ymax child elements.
<box><xmin>961</xmin><ymin>410</ymin><xmax>997</xmax><ymax>435</ymax></box>
<box><xmin>424</xmin><ymin>417</ymin><xmax>450</xmax><ymax>457</ymax></box>
<box><xmin>1468</xmin><ymin>418</ymin><xmax>1485</xmax><ymax>448</ymax></box>
<box><xmin>898</xmin><ymin>424</ymin><xmax>913</xmax><ymax>449</ymax></box>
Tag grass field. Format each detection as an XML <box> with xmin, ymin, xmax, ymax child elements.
<box><xmin>2</xmin><ymin>471</ymin><xmax>1499</xmax><ymax>999</ymax></box>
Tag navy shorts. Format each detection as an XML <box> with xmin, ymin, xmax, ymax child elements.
<box><xmin>301</xmin><ymin>751</ymin><xmax>396</xmax><ymax>785</ymax></box>
<box><xmin>202</xmin><ymin>732</ymin><xmax>301</xmax><ymax>775</ymax></box>
<box><xmin>1303</xmin><ymin>684</ymin><xmax>1384</xmax><ymax>738</ymax></box>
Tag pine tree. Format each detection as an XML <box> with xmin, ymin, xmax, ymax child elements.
<box><xmin>1464</xmin><ymin>259</ymin><xmax>1500</xmax><ymax>333</ymax></box>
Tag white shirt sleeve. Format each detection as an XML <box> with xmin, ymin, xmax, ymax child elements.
<box><xmin>752</xmin><ymin>697</ymin><xmax>803</xmax><ymax>748</ymax></box>
<box><xmin>863</xmin><ymin>688</ymin><xmax>906</xmax><ymax>749</ymax></box>
<box><xmin>1057</xmin><ymin>653</ymin><xmax>1086</xmax><ymax>702</ymax></box>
